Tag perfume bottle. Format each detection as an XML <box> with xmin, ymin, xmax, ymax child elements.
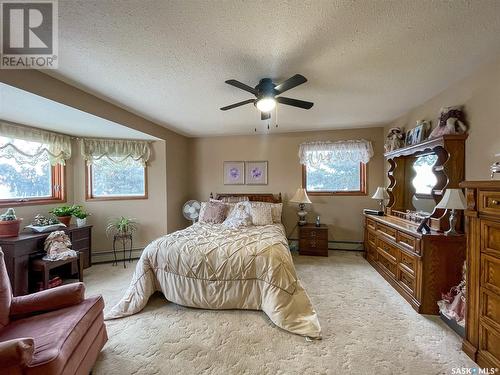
<box><xmin>315</xmin><ymin>216</ymin><xmax>320</xmax><ymax>227</ymax></box>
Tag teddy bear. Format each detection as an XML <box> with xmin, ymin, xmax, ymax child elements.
<box><xmin>384</xmin><ymin>127</ymin><xmax>405</xmax><ymax>152</ymax></box>
<box><xmin>429</xmin><ymin>105</ymin><xmax>467</xmax><ymax>139</ymax></box>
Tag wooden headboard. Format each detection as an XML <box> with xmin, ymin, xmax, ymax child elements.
<box><xmin>210</xmin><ymin>192</ymin><xmax>282</xmax><ymax>203</ymax></box>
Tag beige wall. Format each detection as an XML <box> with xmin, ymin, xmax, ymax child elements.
<box><xmin>386</xmin><ymin>56</ymin><xmax>500</xmax><ymax>181</ymax></box>
<box><xmin>191</xmin><ymin>127</ymin><xmax>385</xmax><ymax>243</ymax></box>
<box><xmin>0</xmin><ymin>70</ymin><xmax>191</xmax><ymax>258</ymax></box>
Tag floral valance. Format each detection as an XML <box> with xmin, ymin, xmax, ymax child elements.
<box><xmin>298</xmin><ymin>140</ymin><xmax>374</xmax><ymax>167</ymax></box>
<box><xmin>0</xmin><ymin>121</ymin><xmax>72</xmax><ymax>165</ymax></box>
<box><xmin>81</xmin><ymin>138</ymin><xmax>151</xmax><ymax>166</ymax></box>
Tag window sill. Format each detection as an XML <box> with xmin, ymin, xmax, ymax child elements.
<box><xmin>306</xmin><ymin>191</ymin><xmax>367</xmax><ymax>196</ymax></box>
<box><xmin>0</xmin><ymin>198</ymin><xmax>66</xmax><ymax>208</ymax></box>
<box><xmin>85</xmin><ymin>195</ymin><xmax>148</xmax><ymax>202</ymax></box>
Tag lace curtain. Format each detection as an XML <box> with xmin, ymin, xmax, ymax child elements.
<box><xmin>298</xmin><ymin>140</ymin><xmax>374</xmax><ymax>167</ymax></box>
<box><xmin>81</xmin><ymin>138</ymin><xmax>151</xmax><ymax>166</ymax></box>
<box><xmin>0</xmin><ymin>121</ymin><xmax>72</xmax><ymax>165</ymax></box>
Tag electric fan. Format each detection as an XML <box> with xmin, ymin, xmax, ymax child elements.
<box><xmin>182</xmin><ymin>200</ymin><xmax>201</xmax><ymax>224</ymax></box>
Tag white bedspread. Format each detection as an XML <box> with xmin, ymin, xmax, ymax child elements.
<box><xmin>105</xmin><ymin>223</ymin><xmax>322</xmax><ymax>338</ymax></box>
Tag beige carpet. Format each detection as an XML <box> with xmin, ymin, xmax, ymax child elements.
<box><xmin>85</xmin><ymin>251</ymin><xmax>475</xmax><ymax>375</ymax></box>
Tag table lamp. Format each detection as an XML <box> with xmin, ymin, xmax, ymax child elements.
<box><xmin>290</xmin><ymin>188</ymin><xmax>312</xmax><ymax>226</ymax></box>
<box><xmin>371</xmin><ymin>187</ymin><xmax>389</xmax><ymax>214</ymax></box>
<box><xmin>436</xmin><ymin>188</ymin><xmax>467</xmax><ymax>236</ymax></box>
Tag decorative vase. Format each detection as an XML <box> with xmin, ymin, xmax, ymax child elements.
<box><xmin>0</xmin><ymin>219</ymin><xmax>23</xmax><ymax>237</ymax></box>
<box><xmin>57</xmin><ymin>216</ymin><xmax>72</xmax><ymax>227</ymax></box>
<box><xmin>76</xmin><ymin>218</ymin><xmax>87</xmax><ymax>227</ymax></box>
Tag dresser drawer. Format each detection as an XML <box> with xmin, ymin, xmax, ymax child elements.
<box><xmin>367</xmin><ymin>231</ymin><xmax>377</xmax><ymax>247</ymax></box>
<box><xmin>481</xmin><ymin>220</ymin><xmax>500</xmax><ymax>257</ymax></box>
<box><xmin>481</xmin><ymin>289</ymin><xmax>500</xmax><ymax>328</ymax></box>
<box><xmin>377</xmin><ymin>237</ymin><xmax>399</xmax><ymax>262</ymax></box>
<box><xmin>396</xmin><ymin>231</ymin><xmax>419</xmax><ymax>254</ymax></box>
<box><xmin>479</xmin><ymin>191</ymin><xmax>500</xmax><ymax>216</ymax></box>
<box><xmin>399</xmin><ymin>250</ymin><xmax>416</xmax><ymax>275</ymax></box>
<box><xmin>376</xmin><ymin>223</ymin><xmax>396</xmax><ymax>240</ymax></box>
<box><xmin>398</xmin><ymin>268</ymin><xmax>415</xmax><ymax>296</ymax></box>
<box><xmin>367</xmin><ymin>243</ymin><xmax>378</xmax><ymax>262</ymax></box>
<box><xmin>479</xmin><ymin>323</ymin><xmax>500</xmax><ymax>365</ymax></box>
<box><xmin>69</xmin><ymin>228</ymin><xmax>90</xmax><ymax>242</ymax></box>
<box><xmin>377</xmin><ymin>251</ymin><xmax>397</xmax><ymax>278</ymax></box>
<box><xmin>366</xmin><ymin>218</ymin><xmax>376</xmax><ymax>231</ymax></box>
<box><xmin>300</xmin><ymin>227</ymin><xmax>328</xmax><ymax>240</ymax></box>
<box><xmin>482</xmin><ymin>254</ymin><xmax>500</xmax><ymax>295</ymax></box>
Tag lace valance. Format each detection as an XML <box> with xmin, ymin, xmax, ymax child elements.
<box><xmin>81</xmin><ymin>138</ymin><xmax>151</xmax><ymax>166</ymax></box>
<box><xmin>298</xmin><ymin>140</ymin><xmax>374</xmax><ymax>167</ymax></box>
<box><xmin>0</xmin><ymin>121</ymin><xmax>72</xmax><ymax>165</ymax></box>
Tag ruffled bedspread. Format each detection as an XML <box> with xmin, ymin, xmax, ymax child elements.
<box><xmin>105</xmin><ymin>223</ymin><xmax>322</xmax><ymax>338</ymax></box>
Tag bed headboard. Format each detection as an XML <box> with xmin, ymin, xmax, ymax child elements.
<box><xmin>210</xmin><ymin>192</ymin><xmax>282</xmax><ymax>203</ymax></box>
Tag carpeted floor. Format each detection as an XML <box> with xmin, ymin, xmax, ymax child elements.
<box><xmin>85</xmin><ymin>251</ymin><xmax>475</xmax><ymax>375</ymax></box>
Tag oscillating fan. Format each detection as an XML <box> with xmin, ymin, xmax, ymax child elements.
<box><xmin>182</xmin><ymin>200</ymin><xmax>201</xmax><ymax>224</ymax></box>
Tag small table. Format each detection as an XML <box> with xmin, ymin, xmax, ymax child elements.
<box><xmin>298</xmin><ymin>223</ymin><xmax>329</xmax><ymax>256</ymax></box>
<box><xmin>113</xmin><ymin>234</ymin><xmax>133</xmax><ymax>268</ymax></box>
<box><xmin>31</xmin><ymin>252</ymin><xmax>83</xmax><ymax>291</ymax></box>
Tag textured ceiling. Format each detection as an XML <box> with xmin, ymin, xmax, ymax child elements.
<box><xmin>0</xmin><ymin>83</ymin><xmax>157</xmax><ymax>140</ymax></box>
<box><xmin>46</xmin><ymin>0</ymin><xmax>500</xmax><ymax>137</ymax></box>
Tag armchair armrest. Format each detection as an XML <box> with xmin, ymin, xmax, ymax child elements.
<box><xmin>10</xmin><ymin>282</ymin><xmax>85</xmax><ymax>319</ymax></box>
<box><xmin>0</xmin><ymin>337</ymin><xmax>34</xmax><ymax>370</ymax></box>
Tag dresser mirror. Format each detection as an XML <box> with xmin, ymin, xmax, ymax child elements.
<box><xmin>411</xmin><ymin>153</ymin><xmax>438</xmax><ymax>214</ymax></box>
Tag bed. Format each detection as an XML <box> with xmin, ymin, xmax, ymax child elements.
<box><xmin>105</xmin><ymin>193</ymin><xmax>322</xmax><ymax>339</ymax></box>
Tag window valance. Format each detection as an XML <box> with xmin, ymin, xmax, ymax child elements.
<box><xmin>0</xmin><ymin>121</ymin><xmax>72</xmax><ymax>165</ymax></box>
<box><xmin>81</xmin><ymin>138</ymin><xmax>151</xmax><ymax>166</ymax></box>
<box><xmin>298</xmin><ymin>140</ymin><xmax>374</xmax><ymax>167</ymax></box>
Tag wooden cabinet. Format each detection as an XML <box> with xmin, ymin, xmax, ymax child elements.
<box><xmin>460</xmin><ymin>181</ymin><xmax>500</xmax><ymax>369</ymax></box>
<box><xmin>299</xmin><ymin>224</ymin><xmax>328</xmax><ymax>257</ymax></box>
<box><xmin>364</xmin><ymin>215</ymin><xmax>465</xmax><ymax>314</ymax></box>
<box><xmin>0</xmin><ymin>225</ymin><xmax>92</xmax><ymax>296</ymax></box>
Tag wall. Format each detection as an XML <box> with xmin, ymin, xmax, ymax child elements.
<box><xmin>0</xmin><ymin>70</ymin><xmax>191</xmax><ymax>260</ymax></box>
<box><xmin>191</xmin><ymin>127</ymin><xmax>385</xmax><ymax>243</ymax></box>
<box><xmin>386</xmin><ymin>56</ymin><xmax>500</xmax><ymax>181</ymax></box>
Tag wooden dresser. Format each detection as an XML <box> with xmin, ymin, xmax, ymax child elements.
<box><xmin>0</xmin><ymin>225</ymin><xmax>92</xmax><ymax>296</ymax></box>
<box><xmin>364</xmin><ymin>214</ymin><xmax>465</xmax><ymax>314</ymax></box>
<box><xmin>299</xmin><ymin>224</ymin><xmax>328</xmax><ymax>256</ymax></box>
<box><xmin>460</xmin><ymin>181</ymin><xmax>500</xmax><ymax>369</ymax></box>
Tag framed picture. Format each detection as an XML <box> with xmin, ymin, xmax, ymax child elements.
<box><xmin>413</xmin><ymin>120</ymin><xmax>430</xmax><ymax>144</ymax></box>
<box><xmin>405</xmin><ymin>129</ymin><xmax>414</xmax><ymax>146</ymax></box>
<box><xmin>245</xmin><ymin>161</ymin><xmax>268</xmax><ymax>185</ymax></box>
<box><xmin>223</xmin><ymin>161</ymin><xmax>245</xmax><ymax>185</ymax></box>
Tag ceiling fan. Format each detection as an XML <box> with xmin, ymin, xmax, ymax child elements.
<box><xmin>220</xmin><ymin>74</ymin><xmax>314</xmax><ymax>120</ymax></box>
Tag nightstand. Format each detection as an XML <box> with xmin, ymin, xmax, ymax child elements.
<box><xmin>299</xmin><ymin>224</ymin><xmax>328</xmax><ymax>256</ymax></box>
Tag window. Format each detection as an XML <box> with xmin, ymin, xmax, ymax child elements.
<box><xmin>303</xmin><ymin>159</ymin><xmax>367</xmax><ymax>195</ymax></box>
<box><xmin>86</xmin><ymin>157</ymin><xmax>147</xmax><ymax>200</ymax></box>
<box><xmin>0</xmin><ymin>137</ymin><xmax>65</xmax><ymax>206</ymax></box>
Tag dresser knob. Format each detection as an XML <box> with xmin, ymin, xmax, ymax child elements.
<box><xmin>491</xmin><ymin>199</ymin><xmax>499</xmax><ymax>206</ymax></box>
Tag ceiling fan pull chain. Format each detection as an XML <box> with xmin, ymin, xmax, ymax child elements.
<box><xmin>275</xmin><ymin>104</ymin><xmax>279</xmax><ymax>128</ymax></box>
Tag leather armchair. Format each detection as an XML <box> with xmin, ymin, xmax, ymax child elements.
<box><xmin>0</xmin><ymin>249</ymin><xmax>107</xmax><ymax>374</ymax></box>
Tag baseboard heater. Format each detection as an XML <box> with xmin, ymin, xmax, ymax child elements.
<box><xmin>287</xmin><ymin>238</ymin><xmax>364</xmax><ymax>252</ymax></box>
<box><xmin>92</xmin><ymin>248</ymin><xmax>144</xmax><ymax>264</ymax></box>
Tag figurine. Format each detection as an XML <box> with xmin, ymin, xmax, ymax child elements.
<box><xmin>43</xmin><ymin>230</ymin><xmax>77</xmax><ymax>261</ymax></box>
<box><xmin>315</xmin><ymin>216</ymin><xmax>321</xmax><ymax>227</ymax></box>
<box><xmin>384</xmin><ymin>127</ymin><xmax>405</xmax><ymax>152</ymax></box>
<box><xmin>429</xmin><ymin>105</ymin><xmax>467</xmax><ymax>139</ymax></box>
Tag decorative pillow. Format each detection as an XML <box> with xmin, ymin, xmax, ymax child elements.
<box><xmin>250</xmin><ymin>203</ymin><xmax>273</xmax><ymax>226</ymax></box>
<box><xmin>222</xmin><ymin>202</ymin><xmax>252</xmax><ymax>229</ymax></box>
<box><xmin>210</xmin><ymin>199</ymin><xmax>236</xmax><ymax>217</ymax></box>
<box><xmin>199</xmin><ymin>202</ymin><xmax>226</xmax><ymax>224</ymax></box>
<box><xmin>249</xmin><ymin>202</ymin><xmax>282</xmax><ymax>223</ymax></box>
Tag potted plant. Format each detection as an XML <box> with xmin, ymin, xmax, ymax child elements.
<box><xmin>106</xmin><ymin>217</ymin><xmax>138</xmax><ymax>238</ymax></box>
<box><xmin>0</xmin><ymin>208</ymin><xmax>23</xmax><ymax>238</ymax></box>
<box><xmin>49</xmin><ymin>205</ymin><xmax>75</xmax><ymax>227</ymax></box>
<box><xmin>72</xmin><ymin>206</ymin><xmax>90</xmax><ymax>227</ymax></box>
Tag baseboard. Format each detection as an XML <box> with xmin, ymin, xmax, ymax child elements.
<box><xmin>288</xmin><ymin>239</ymin><xmax>364</xmax><ymax>252</ymax></box>
<box><xmin>92</xmin><ymin>248</ymin><xmax>144</xmax><ymax>264</ymax></box>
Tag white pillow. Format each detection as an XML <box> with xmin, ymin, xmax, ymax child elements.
<box><xmin>250</xmin><ymin>204</ymin><xmax>273</xmax><ymax>226</ymax></box>
<box><xmin>222</xmin><ymin>202</ymin><xmax>252</xmax><ymax>229</ymax></box>
<box><xmin>249</xmin><ymin>202</ymin><xmax>282</xmax><ymax>223</ymax></box>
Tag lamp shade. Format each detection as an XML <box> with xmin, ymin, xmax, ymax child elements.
<box><xmin>436</xmin><ymin>189</ymin><xmax>467</xmax><ymax>210</ymax></box>
<box><xmin>371</xmin><ymin>187</ymin><xmax>389</xmax><ymax>200</ymax></box>
<box><xmin>290</xmin><ymin>188</ymin><xmax>312</xmax><ymax>204</ymax></box>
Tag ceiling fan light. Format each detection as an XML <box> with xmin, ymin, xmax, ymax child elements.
<box><xmin>256</xmin><ymin>97</ymin><xmax>276</xmax><ymax>113</ymax></box>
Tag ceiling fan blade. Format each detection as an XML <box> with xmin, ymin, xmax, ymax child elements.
<box><xmin>225</xmin><ymin>80</ymin><xmax>258</xmax><ymax>95</ymax></box>
<box><xmin>276</xmin><ymin>96</ymin><xmax>314</xmax><ymax>109</ymax></box>
<box><xmin>220</xmin><ymin>99</ymin><xmax>255</xmax><ymax>111</ymax></box>
<box><xmin>274</xmin><ymin>74</ymin><xmax>307</xmax><ymax>94</ymax></box>
<box><xmin>261</xmin><ymin>112</ymin><xmax>271</xmax><ymax>121</ymax></box>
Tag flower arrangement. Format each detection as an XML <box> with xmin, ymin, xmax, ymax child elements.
<box><xmin>31</xmin><ymin>214</ymin><xmax>60</xmax><ymax>227</ymax></box>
